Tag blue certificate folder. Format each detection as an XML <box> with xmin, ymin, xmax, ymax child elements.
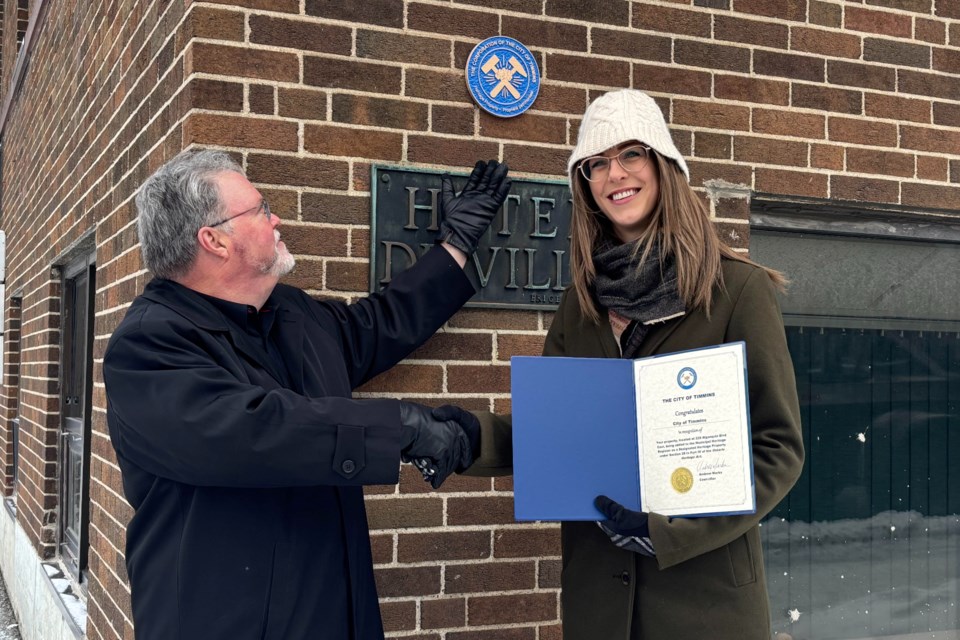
<box><xmin>510</xmin><ymin>344</ymin><xmax>754</xmax><ymax>521</ymax></box>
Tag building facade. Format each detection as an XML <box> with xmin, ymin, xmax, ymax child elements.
<box><xmin>0</xmin><ymin>0</ymin><xmax>958</xmax><ymax>639</ymax></box>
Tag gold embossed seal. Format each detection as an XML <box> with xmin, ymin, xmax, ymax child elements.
<box><xmin>671</xmin><ymin>467</ymin><xmax>694</xmax><ymax>493</ymax></box>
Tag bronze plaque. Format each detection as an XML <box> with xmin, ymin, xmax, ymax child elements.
<box><xmin>371</xmin><ymin>166</ymin><xmax>571</xmax><ymax>310</ymax></box>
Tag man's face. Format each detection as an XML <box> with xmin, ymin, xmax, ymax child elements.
<box><xmin>215</xmin><ymin>171</ymin><xmax>295</xmax><ymax>279</ymax></box>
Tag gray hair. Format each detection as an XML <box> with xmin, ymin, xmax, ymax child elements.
<box><xmin>135</xmin><ymin>149</ymin><xmax>243</xmax><ymax>279</ymax></box>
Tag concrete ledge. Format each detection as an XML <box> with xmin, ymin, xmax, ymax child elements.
<box><xmin>0</xmin><ymin>501</ymin><xmax>85</xmax><ymax>640</ymax></box>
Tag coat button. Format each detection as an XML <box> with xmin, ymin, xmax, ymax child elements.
<box><xmin>620</xmin><ymin>571</ymin><xmax>631</xmax><ymax>586</ymax></box>
<box><xmin>342</xmin><ymin>460</ymin><xmax>356</xmax><ymax>474</ymax></box>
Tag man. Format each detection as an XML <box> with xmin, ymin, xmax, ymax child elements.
<box><xmin>103</xmin><ymin>149</ymin><xmax>509</xmax><ymax>639</ymax></box>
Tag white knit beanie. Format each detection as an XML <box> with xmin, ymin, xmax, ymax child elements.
<box><xmin>568</xmin><ymin>89</ymin><xmax>690</xmax><ymax>182</ymax></box>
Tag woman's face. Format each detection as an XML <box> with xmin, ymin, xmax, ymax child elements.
<box><xmin>584</xmin><ymin>141</ymin><xmax>660</xmax><ymax>243</ymax></box>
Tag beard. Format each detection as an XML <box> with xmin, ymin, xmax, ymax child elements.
<box><xmin>239</xmin><ymin>231</ymin><xmax>296</xmax><ymax>277</ymax></box>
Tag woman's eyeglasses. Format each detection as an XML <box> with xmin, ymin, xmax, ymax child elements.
<box><xmin>578</xmin><ymin>145</ymin><xmax>651</xmax><ymax>182</ymax></box>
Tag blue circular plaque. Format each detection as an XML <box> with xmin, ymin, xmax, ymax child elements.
<box><xmin>465</xmin><ymin>36</ymin><xmax>540</xmax><ymax>118</ymax></box>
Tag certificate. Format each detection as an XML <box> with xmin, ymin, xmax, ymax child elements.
<box><xmin>510</xmin><ymin>343</ymin><xmax>754</xmax><ymax>521</ymax></box>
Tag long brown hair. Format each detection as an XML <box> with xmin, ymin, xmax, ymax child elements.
<box><xmin>569</xmin><ymin>152</ymin><xmax>786</xmax><ymax>324</ymax></box>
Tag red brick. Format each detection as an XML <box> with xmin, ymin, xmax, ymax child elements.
<box><xmin>864</xmin><ymin>38</ymin><xmax>931</xmax><ymax>69</ymax></box>
<box><xmin>409</xmin><ymin>332</ymin><xmax>493</xmax><ymax>361</ymax></box>
<box><xmin>867</xmin><ymin>0</ymin><xmax>931</xmax><ymax>11</ymax></box>
<box><xmin>277</xmin><ymin>87</ymin><xmax>327</xmax><ymax>120</ymax></box>
<box><xmin>304</xmin><ymin>124</ymin><xmax>403</xmax><ymax>161</ymax></box>
<box><xmin>366</xmin><ymin>497</ymin><xmax>444</xmax><ymax>530</ymax></box>
<box><xmin>479</xmin><ymin>112</ymin><xmax>566</xmax><ymax>144</ymax></box>
<box><xmin>182</xmin><ymin>113</ymin><xmax>296</xmax><ymax>151</ymax></box>
<box><xmin>502</xmin><ymin>15</ymin><xmax>588</xmax><ymax>51</ymax></box>
<box><xmin>694</xmin><ymin>132</ymin><xmax>732</xmax><ymax>160</ymax></box>
<box><xmin>188</xmin><ymin>42</ymin><xmax>299</xmax><ymax>82</ymax></box>
<box><xmin>247</xmin><ymin>154</ymin><xmax>349</xmax><ymax>190</ymax></box>
<box><xmin>753</xmin><ymin>109</ymin><xmax>825</xmax><ymax>138</ymax></box>
<box><xmin>791</xmin><ymin>26</ymin><xmax>861</xmax><ymax>58</ymax></box>
<box><xmin>186</xmin><ymin>77</ymin><xmax>243</xmax><ymax>112</ymax></box>
<box><xmin>408</xmin><ymin>3</ymin><xmax>499</xmax><ymax>39</ymax></box>
<box><xmin>713</xmin><ymin>196</ymin><xmax>750</xmax><ymax>220</ymax></box>
<box><xmin>592</xmin><ymin>29</ymin><xmax>671</xmax><ymax>61</ymax></box>
<box><xmin>469</xmin><ymin>593</ymin><xmax>558</xmax><ymax>625</ymax></box>
<box><xmin>250</xmin><ymin>15</ymin><xmax>351</xmax><ymax>55</ymax></box>
<box><xmin>448</xmin><ymin>364</ymin><xmax>510</xmax><ymax>393</ymax></box>
<box><xmin>501</xmin><ymin>144</ymin><xmax>568</xmax><ymax>177</ymax></box>
<box><xmin>399</xmin><ymin>531</ymin><xmax>492</xmax><ymax>562</ymax></box>
<box><xmin>917</xmin><ymin>156</ymin><xmax>949</xmax><ymax>181</ymax></box>
<box><xmin>865</xmin><ymin>93</ymin><xmax>931</xmax><ymax>124</ymax></box>
<box><xmin>733</xmin><ymin>0</ymin><xmax>807</xmax><ymax>21</ymax></box>
<box><xmin>902</xmin><ymin>125</ymin><xmax>960</xmax><ymax>154</ymax></box>
<box><xmin>421</xmin><ymin>597</ymin><xmax>467</xmax><ymax>629</ymax></box>
<box><xmin>446</xmin><ymin>561</ymin><xmax>536</xmax><ymax>594</ymax></box>
<box><xmin>375</xmin><ymin>566</ymin><xmax>442</xmax><ymax>597</ymax></box>
<box><xmin>304</xmin><ymin>56</ymin><xmax>402</xmax><ymax>94</ymax></box>
<box><xmin>457</xmin><ymin>0</ymin><xmax>541</xmax><ymax>12</ymax></box>
<box><xmin>185</xmin><ymin>5</ymin><xmax>245</xmax><ymax>42</ymax></box>
<box><xmin>715</xmin><ymin>221</ymin><xmax>750</xmax><ymax>249</ymax></box>
<box><xmin>734</xmin><ymin>137</ymin><xmax>807</xmax><ymax>167</ymax></box>
<box><xmin>433</xmin><ymin>105</ymin><xmax>475</xmax><ymax>135</ymax></box>
<box><xmin>916</xmin><ymin>18</ymin><xmax>946</xmax><ymax>44</ymax></box>
<box><xmin>792</xmin><ymin>84</ymin><xmax>862</xmax><ymax>115</ymax></box>
<box><xmin>633</xmin><ymin>5</ymin><xmax>711</xmax><ymax>37</ymax></box>
<box><xmin>381</xmin><ymin>601</ymin><xmax>417</xmax><ymax>632</ymax></box>
<box><xmin>687</xmin><ymin>160</ymin><xmax>752</xmax><ymax>188</ymax></box>
<box><xmin>408</xmin><ymin>136</ymin><xmax>501</xmax><ymax>169</ymax></box>
<box><xmin>301</xmin><ymin>193</ymin><xmax>368</xmax><ymax>225</ymax></box>
<box><xmin>205</xmin><ymin>0</ymin><xmax>297</xmax><ymax>10</ymax></box>
<box><xmin>496</xmin><ymin>333</ymin><xmax>545</xmax><ymax>360</ymax></box>
<box><xmin>847</xmin><ymin>149</ymin><xmax>915</xmax><ymax>178</ymax></box>
<box><xmin>494</xmin><ymin>526</ymin><xmax>561</xmax><ymax>557</ymax></box>
<box><xmin>305</xmin><ymin>0</ymin><xmax>403</xmax><ymax>27</ymax></box>
<box><xmin>633</xmin><ymin>63</ymin><xmax>711</xmax><ymax>98</ymax></box>
<box><xmin>405</xmin><ymin>68</ymin><xmax>472</xmax><ymax>103</ymax></box>
<box><xmin>675</xmin><ymin>39</ymin><xmax>750</xmax><ymax>73</ymax></box>
<box><xmin>845</xmin><ymin>6</ymin><xmax>912</xmax><ymax>37</ymax></box>
<box><xmin>248</xmin><ymin>84</ymin><xmax>275</xmax><ymax>115</ymax></box>
<box><xmin>715</xmin><ymin>15</ymin><xmax>788</xmax><ymax>48</ymax></box>
<box><xmin>534</xmin><ymin>83</ymin><xmax>588</xmax><ymax>115</ymax></box>
<box><xmin>547</xmin><ymin>0</ymin><xmax>628</xmax><ymax>24</ymax></box>
<box><xmin>831</xmin><ymin>175</ymin><xmax>900</xmax><ymax>204</ymax></box>
<box><xmin>399</xmin><ymin>465</ymin><xmax>493</xmax><ymax>494</ymax></box>
<box><xmin>447</xmin><ymin>309</ymin><xmax>540</xmax><ymax>331</ymax></box>
<box><xmin>810</xmin><ymin>144</ymin><xmax>844</xmax><ymax>171</ymax></box>
<box><xmin>810</xmin><ymin>0</ymin><xmax>842</xmax><ymax>27</ymax></box>
<box><xmin>546</xmin><ymin>53</ymin><xmax>630</xmax><ymax>85</ymax></box>
<box><xmin>673</xmin><ymin>100</ymin><xmax>750</xmax><ymax>132</ymax></box>
<box><xmin>325</xmin><ymin>260</ymin><xmax>368</xmax><ymax>291</ymax></box>
<box><xmin>449</xmin><ymin>629</ymin><xmax>536</xmax><ymax>640</ymax></box>
<box><xmin>280</xmin><ymin>222</ymin><xmax>349</xmax><ymax>258</ymax></box>
<box><xmin>448</xmin><ymin>496</ymin><xmax>516</xmax><ymax>526</ymax></box>
<box><xmin>333</xmin><ymin>94</ymin><xmax>428</xmax><ymax>131</ymax></box>
<box><xmin>900</xmin><ymin>69</ymin><xmax>960</xmax><ymax>100</ymax></box>
<box><xmin>938</xmin><ymin>1</ymin><xmax>960</xmax><ymax>18</ymax></box>
<box><xmin>933</xmin><ymin>46</ymin><xmax>960</xmax><ymax>74</ymax></box>
<box><xmin>357</xmin><ymin>30</ymin><xmax>450</xmax><ymax>65</ymax></box>
<box><xmin>828</xmin><ymin>117</ymin><xmax>898</xmax><ymax>147</ymax></box>
<box><xmin>755</xmin><ymin>169</ymin><xmax>829</xmax><ymax>198</ymax></box>
<box><xmin>358</xmin><ymin>364</ymin><xmax>444</xmax><ymax>394</ymax></box>
<box><xmin>715</xmin><ymin>75</ymin><xmax>789</xmax><ymax>106</ymax></box>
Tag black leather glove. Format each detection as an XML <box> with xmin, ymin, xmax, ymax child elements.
<box><xmin>595</xmin><ymin>495</ymin><xmax>656</xmax><ymax>557</ymax></box>
<box><xmin>399</xmin><ymin>401</ymin><xmax>475</xmax><ymax>489</ymax></box>
<box><xmin>438</xmin><ymin>160</ymin><xmax>511</xmax><ymax>255</ymax></box>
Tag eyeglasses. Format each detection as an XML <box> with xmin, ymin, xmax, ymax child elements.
<box><xmin>208</xmin><ymin>200</ymin><xmax>272</xmax><ymax>228</ymax></box>
<box><xmin>578</xmin><ymin>145</ymin><xmax>651</xmax><ymax>182</ymax></box>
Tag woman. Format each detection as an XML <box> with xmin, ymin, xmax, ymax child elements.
<box><xmin>460</xmin><ymin>89</ymin><xmax>804</xmax><ymax>639</ymax></box>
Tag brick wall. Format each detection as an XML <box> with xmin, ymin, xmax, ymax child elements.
<box><xmin>0</xmin><ymin>1</ymin><xmax>958</xmax><ymax>639</ymax></box>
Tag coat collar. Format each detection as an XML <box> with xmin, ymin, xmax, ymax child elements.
<box><xmin>591</xmin><ymin>307</ymin><xmax>686</xmax><ymax>359</ymax></box>
<box><xmin>141</xmin><ymin>278</ymin><xmax>307</xmax><ymax>387</ymax></box>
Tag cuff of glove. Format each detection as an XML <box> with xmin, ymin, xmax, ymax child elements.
<box><xmin>436</xmin><ymin>228</ymin><xmax>473</xmax><ymax>255</ymax></box>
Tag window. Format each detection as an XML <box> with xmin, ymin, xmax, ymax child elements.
<box><xmin>752</xmin><ymin>202</ymin><xmax>960</xmax><ymax>640</ymax></box>
<box><xmin>59</xmin><ymin>254</ymin><xmax>95</xmax><ymax>583</ymax></box>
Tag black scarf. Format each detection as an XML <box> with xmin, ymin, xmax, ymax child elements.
<box><xmin>592</xmin><ymin>237</ymin><xmax>686</xmax><ymax>358</ymax></box>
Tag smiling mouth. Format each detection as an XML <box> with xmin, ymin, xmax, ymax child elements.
<box><xmin>610</xmin><ymin>189</ymin><xmax>638</xmax><ymax>202</ymax></box>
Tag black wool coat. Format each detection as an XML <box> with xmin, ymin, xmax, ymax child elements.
<box><xmin>103</xmin><ymin>246</ymin><xmax>474</xmax><ymax>640</ymax></box>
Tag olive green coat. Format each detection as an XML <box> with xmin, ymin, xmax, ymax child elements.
<box><xmin>466</xmin><ymin>259</ymin><xmax>804</xmax><ymax>640</ymax></box>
